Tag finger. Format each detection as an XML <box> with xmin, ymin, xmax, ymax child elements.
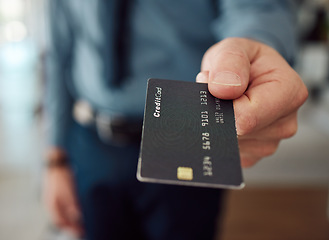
<box><xmin>239</xmin><ymin>139</ymin><xmax>280</xmax><ymax>158</ymax></box>
<box><xmin>54</xmin><ymin>204</ymin><xmax>83</xmax><ymax>237</ymax></box>
<box><xmin>239</xmin><ymin>139</ymin><xmax>280</xmax><ymax>168</ymax></box>
<box><xmin>64</xmin><ymin>221</ymin><xmax>84</xmax><ymax>238</ymax></box>
<box><xmin>233</xmin><ymin>50</ymin><xmax>308</xmax><ymax>136</ymax></box>
<box><xmin>65</xmin><ymin>202</ymin><xmax>82</xmax><ymax>224</ymax></box>
<box><xmin>50</xmin><ymin>199</ymin><xmax>70</xmax><ymax>229</ymax></box>
<box><xmin>240</xmin><ymin>153</ymin><xmax>262</xmax><ymax>168</ymax></box>
<box><xmin>62</xmin><ymin>192</ymin><xmax>84</xmax><ymax>236</ymax></box>
<box><xmin>201</xmin><ymin>38</ymin><xmax>259</xmax><ymax>99</ymax></box>
<box><xmin>238</xmin><ymin>111</ymin><xmax>298</xmax><ymax>140</ymax></box>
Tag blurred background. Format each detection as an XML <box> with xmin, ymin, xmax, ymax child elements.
<box><xmin>0</xmin><ymin>0</ymin><xmax>328</xmax><ymax>239</ymax></box>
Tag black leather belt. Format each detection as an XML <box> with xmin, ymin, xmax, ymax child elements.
<box><xmin>73</xmin><ymin>100</ymin><xmax>142</xmax><ymax>145</ymax></box>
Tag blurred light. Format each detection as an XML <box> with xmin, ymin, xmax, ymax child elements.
<box><xmin>0</xmin><ymin>41</ymin><xmax>31</xmax><ymax>67</ymax></box>
<box><xmin>0</xmin><ymin>0</ymin><xmax>24</xmax><ymax>19</ymax></box>
<box><xmin>3</xmin><ymin>21</ymin><xmax>27</xmax><ymax>42</ymax></box>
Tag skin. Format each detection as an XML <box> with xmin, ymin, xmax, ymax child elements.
<box><xmin>44</xmin><ymin>37</ymin><xmax>308</xmax><ymax>237</ymax></box>
<box><xmin>43</xmin><ymin>148</ymin><xmax>84</xmax><ymax>237</ymax></box>
<box><xmin>197</xmin><ymin>38</ymin><xmax>308</xmax><ymax>167</ymax></box>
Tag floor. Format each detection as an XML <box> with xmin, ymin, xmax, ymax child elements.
<box><xmin>219</xmin><ymin>187</ymin><xmax>329</xmax><ymax>240</ymax></box>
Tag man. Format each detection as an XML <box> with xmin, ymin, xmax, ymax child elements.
<box><xmin>44</xmin><ymin>1</ymin><xmax>308</xmax><ymax>239</ymax></box>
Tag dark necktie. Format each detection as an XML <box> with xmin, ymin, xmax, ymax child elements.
<box><xmin>98</xmin><ymin>0</ymin><xmax>130</xmax><ymax>88</ymax></box>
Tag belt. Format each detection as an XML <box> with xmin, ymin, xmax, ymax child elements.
<box><xmin>73</xmin><ymin>100</ymin><xmax>143</xmax><ymax>146</ymax></box>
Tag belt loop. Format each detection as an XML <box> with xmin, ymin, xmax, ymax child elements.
<box><xmin>95</xmin><ymin>113</ymin><xmax>114</xmax><ymax>143</ymax></box>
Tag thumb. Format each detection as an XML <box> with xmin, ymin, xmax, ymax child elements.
<box><xmin>198</xmin><ymin>38</ymin><xmax>257</xmax><ymax>99</ymax></box>
<box><xmin>66</xmin><ymin>203</ymin><xmax>82</xmax><ymax>224</ymax></box>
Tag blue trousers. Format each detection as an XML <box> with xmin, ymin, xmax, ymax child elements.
<box><xmin>66</xmin><ymin>122</ymin><xmax>224</xmax><ymax>240</ymax></box>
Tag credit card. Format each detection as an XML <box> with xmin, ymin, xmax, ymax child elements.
<box><xmin>137</xmin><ymin>78</ymin><xmax>244</xmax><ymax>189</ymax></box>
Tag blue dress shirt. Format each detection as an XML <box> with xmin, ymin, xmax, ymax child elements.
<box><xmin>46</xmin><ymin>0</ymin><xmax>296</xmax><ymax>148</ymax></box>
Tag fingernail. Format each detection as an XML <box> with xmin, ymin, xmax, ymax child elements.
<box><xmin>196</xmin><ymin>71</ymin><xmax>209</xmax><ymax>83</ymax></box>
<box><xmin>211</xmin><ymin>71</ymin><xmax>241</xmax><ymax>86</ymax></box>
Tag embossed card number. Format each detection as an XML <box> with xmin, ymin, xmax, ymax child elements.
<box><xmin>137</xmin><ymin>78</ymin><xmax>244</xmax><ymax>189</ymax></box>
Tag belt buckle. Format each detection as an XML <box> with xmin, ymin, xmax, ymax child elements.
<box><xmin>95</xmin><ymin>114</ymin><xmax>129</xmax><ymax>146</ymax></box>
<box><xmin>73</xmin><ymin>100</ymin><xmax>137</xmax><ymax>146</ymax></box>
<box><xmin>73</xmin><ymin>100</ymin><xmax>94</xmax><ymax>126</ymax></box>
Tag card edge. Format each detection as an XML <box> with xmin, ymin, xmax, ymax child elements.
<box><xmin>137</xmin><ymin>157</ymin><xmax>245</xmax><ymax>190</ymax></box>
<box><xmin>137</xmin><ymin>78</ymin><xmax>245</xmax><ymax>190</ymax></box>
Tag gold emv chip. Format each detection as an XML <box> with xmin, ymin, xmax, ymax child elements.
<box><xmin>177</xmin><ymin>167</ymin><xmax>193</xmax><ymax>181</ymax></box>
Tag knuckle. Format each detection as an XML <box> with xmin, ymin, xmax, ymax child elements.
<box><xmin>300</xmin><ymin>83</ymin><xmax>309</xmax><ymax>104</ymax></box>
<box><xmin>259</xmin><ymin>141</ymin><xmax>279</xmax><ymax>157</ymax></box>
<box><xmin>292</xmin><ymin>74</ymin><xmax>309</xmax><ymax>107</ymax></box>
<box><xmin>240</xmin><ymin>154</ymin><xmax>260</xmax><ymax>168</ymax></box>
<box><xmin>236</xmin><ymin>112</ymin><xmax>257</xmax><ymax>136</ymax></box>
<box><xmin>221</xmin><ymin>48</ymin><xmax>246</xmax><ymax>60</ymax></box>
<box><xmin>221</xmin><ymin>37</ymin><xmax>244</xmax><ymax>47</ymax></box>
<box><xmin>217</xmin><ymin>38</ymin><xmax>248</xmax><ymax>59</ymax></box>
<box><xmin>284</xmin><ymin>125</ymin><xmax>297</xmax><ymax>139</ymax></box>
<box><xmin>280</xmin><ymin>121</ymin><xmax>298</xmax><ymax>139</ymax></box>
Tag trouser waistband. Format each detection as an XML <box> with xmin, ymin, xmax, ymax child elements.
<box><xmin>73</xmin><ymin>100</ymin><xmax>143</xmax><ymax>146</ymax></box>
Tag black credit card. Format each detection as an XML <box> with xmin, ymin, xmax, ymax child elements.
<box><xmin>137</xmin><ymin>78</ymin><xmax>244</xmax><ymax>189</ymax></box>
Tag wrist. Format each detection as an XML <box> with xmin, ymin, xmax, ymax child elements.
<box><xmin>46</xmin><ymin>157</ymin><xmax>68</xmax><ymax>168</ymax></box>
<box><xmin>45</xmin><ymin>148</ymin><xmax>69</xmax><ymax>169</ymax></box>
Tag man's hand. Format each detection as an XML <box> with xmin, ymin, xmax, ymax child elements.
<box><xmin>197</xmin><ymin>38</ymin><xmax>308</xmax><ymax>167</ymax></box>
<box><xmin>43</xmin><ymin>148</ymin><xmax>84</xmax><ymax>237</ymax></box>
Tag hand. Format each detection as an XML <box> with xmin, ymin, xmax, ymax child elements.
<box><xmin>43</xmin><ymin>148</ymin><xmax>84</xmax><ymax>237</ymax></box>
<box><xmin>197</xmin><ymin>38</ymin><xmax>308</xmax><ymax>167</ymax></box>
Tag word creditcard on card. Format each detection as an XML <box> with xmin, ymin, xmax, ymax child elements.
<box><xmin>137</xmin><ymin>78</ymin><xmax>244</xmax><ymax>189</ymax></box>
